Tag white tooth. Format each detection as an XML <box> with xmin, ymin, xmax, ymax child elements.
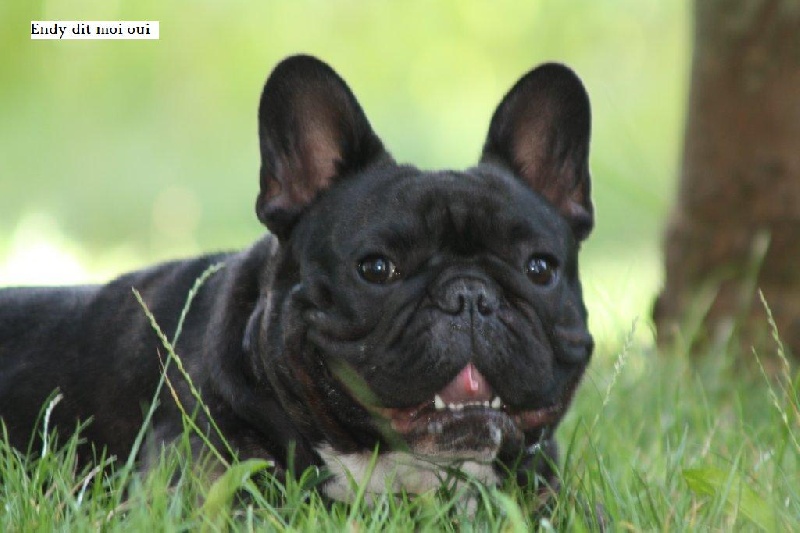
<box><xmin>484</xmin><ymin>401</ymin><xmax>490</xmax><ymax>408</ymax></box>
<box><xmin>491</xmin><ymin>396</ymin><xmax>502</xmax><ymax>409</ymax></box>
<box><xmin>434</xmin><ymin>394</ymin><xmax>445</xmax><ymax>410</ymax></box>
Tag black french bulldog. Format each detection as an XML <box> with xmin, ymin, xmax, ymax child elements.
<box><xmin>0</xmin><ymin>55</ymin><xmax>594</xmax><ymax>500</ymax></box>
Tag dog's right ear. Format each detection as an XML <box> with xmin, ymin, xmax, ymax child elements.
<box><xmin>256</xmin><ymin>55</ymin><xmax>390</xmax><ymax>240</ymax></box>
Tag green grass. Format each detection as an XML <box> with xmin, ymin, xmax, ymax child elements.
<box><xmin>1</xmin><ymin>286</ymin><xmax>797</xmax><ymax>531</ymax></box>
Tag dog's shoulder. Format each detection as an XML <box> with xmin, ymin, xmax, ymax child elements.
<box><xmin>0</xmin><ymin>236</ymin><xmax>279</xmax><ymax>360</ymax></box>
<box><xmin>0</xmin><ymin>284</ymin><xmax>98</xmax><ymax>347</ymax></box>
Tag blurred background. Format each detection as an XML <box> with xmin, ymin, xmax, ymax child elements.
<box><xmin>1</xmin><ymin>1</ymin><xmax>688</xmax><ymax>350</ymax></box>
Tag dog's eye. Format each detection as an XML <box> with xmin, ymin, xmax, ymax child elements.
<box><xmin>526</xmin><ymin>255</ymin><xmax>558</xmax><ymax>287</ymax></box>
<box><xmin>358</xmin><ymin>255</ymin><xmax>400</xmax><ymax>284</ymax></box>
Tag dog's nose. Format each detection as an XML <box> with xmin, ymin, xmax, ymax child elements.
<box><xmin>435</xmin><ymin>278</ymin><xmax>499</xmax><ymax>316</ymax></box>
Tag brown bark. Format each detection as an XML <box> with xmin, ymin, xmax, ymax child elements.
<box><xmin>654</xmin><ymin>0</ymin><xmax>800</xmax><ymax>358</ymax></box>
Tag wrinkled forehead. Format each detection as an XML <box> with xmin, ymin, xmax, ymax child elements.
<box><xmin>398</xmin><ymin>166</ymin><xmax>565</xmax><ymax>231</ymax></box>
<box><xmin>398</xmin><ymin>167</ymin><xmax>535</xmax><ymax>213</ymax></box>
<box><xmin>315</xmin><ymin>164</ymin><xmax>571</xmax><ymax>253</ymax></box>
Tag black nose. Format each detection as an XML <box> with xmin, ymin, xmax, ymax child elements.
<box><xmin>435</xmin><ymin>278</ymin><xmax>499</xmax><ymax>316</ymax></box>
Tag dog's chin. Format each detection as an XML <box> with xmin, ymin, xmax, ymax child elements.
<box><xmin>368</xmin><ymin>364</ymin><xmax>568</xmax><ymax>462</ymax></box>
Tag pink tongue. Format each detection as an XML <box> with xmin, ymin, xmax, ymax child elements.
<box><xmin>438</xmin><ymin>363</ymin><xmax>493</xmax><ymax>403</ymax></box>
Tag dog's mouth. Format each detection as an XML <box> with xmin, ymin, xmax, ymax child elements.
<box><xmin>371</xmin><ymin>363</ymin><xmax>565</xmax><ymax>459</ymax></box>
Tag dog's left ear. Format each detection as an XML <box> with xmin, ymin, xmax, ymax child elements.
<box><xmin>481</xmin><ymin>63</ymin><xmax>593</xmax><ymax>241</ymax></box>
<box><xmin>256</xmin><ymin>55</ymin><xmax>389</xmax><ymax>240</ymax></box>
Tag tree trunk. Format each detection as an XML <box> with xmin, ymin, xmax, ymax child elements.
<box><xmin>654</xmin><ymin>0</ymin><xmax>800</xmax><ymax>359</ymax></box>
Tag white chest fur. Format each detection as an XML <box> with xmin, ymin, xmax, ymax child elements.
<box><xmin>316</xmin><ymin>445</ymin><xmax>500</xmax><ymax>502</ymax></box>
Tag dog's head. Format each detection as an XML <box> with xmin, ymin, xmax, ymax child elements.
<box><xmin>254</xmin><ymin>55</ymin><xmax>593</xmax><ymax>491</ymax></box>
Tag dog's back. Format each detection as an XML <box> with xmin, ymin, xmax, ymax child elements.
<box><xmin>0</xmin><ymin>253</ymin><xmax>229</xmax><ymax>459</ymax></box>
<box><xmin>0</xmin><ymin>286</ymin><xmax>99</xmax><ymax>449</ymax></box>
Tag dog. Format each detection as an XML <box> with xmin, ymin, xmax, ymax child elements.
<box><xmin>0</xmin><ymin>55</ymin><xmax>594</xmax><ymax>501</ymax></box>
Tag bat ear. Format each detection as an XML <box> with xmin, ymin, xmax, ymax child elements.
<box><xmin>256</xmin><ymin>55</ymin><xmax>390</xmax><ymax>240</ymax></box>
<box><xmin>481</xmin><ymin>63</ymin><xmax>593</xmax><ymax>240</ymax></box>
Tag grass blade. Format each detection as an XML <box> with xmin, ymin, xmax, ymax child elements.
<box><xmin>683</xmin><ymin>466</ymin><xmax>776</xmax><ymax>531</ymax></box>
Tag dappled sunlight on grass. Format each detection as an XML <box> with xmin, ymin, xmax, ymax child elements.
<box><xmin>0</xmin><ymin>213</ymin><xmax>90</xmax><ymax>285</ymax></box>
<box><xmin>583</xmin><ymin>243</ymin><xmax>661</xmax><ymax>353</ymax></box>
<box><xmin>0</xmin><ymin>212</ymin><xmax>142</xmax><ymax>286</ymax></box>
